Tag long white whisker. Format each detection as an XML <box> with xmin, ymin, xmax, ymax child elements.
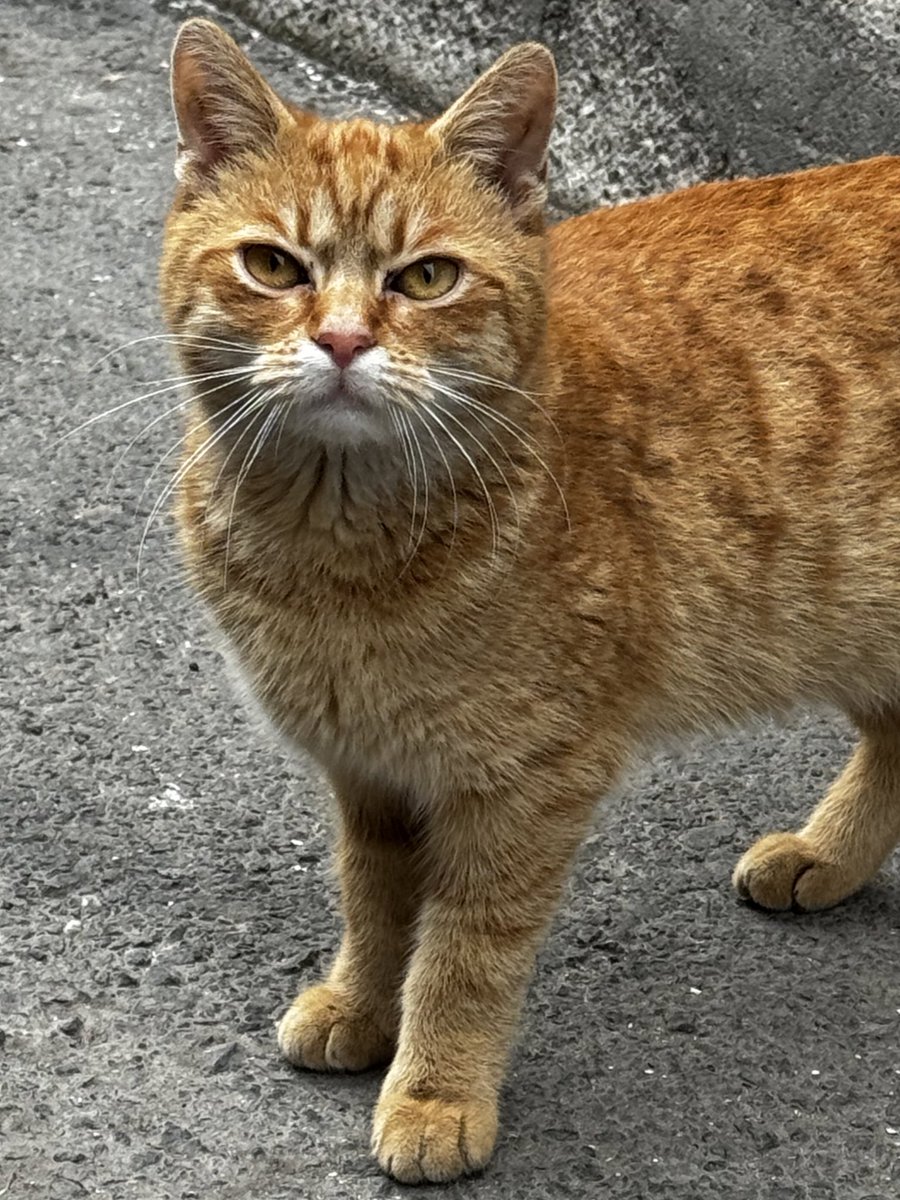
<box><xmin>104</xmin><ymin>371</ymin><xmax>256</xmax><ymax>494</ymax></box>
<box><xmin>428</xmin><ymin>382</ymin><xmax>522</xmax><ymax>475</ymax></box>
<box><xmin>430</xmin><ymin>364</ymin><xmax>549</xmax><ymax>400</ymax></box>
<box><xmin>137</xmin><ymin>389</ymin><xmax>255</xmax><ymax>510</ymax></box>
<box><xmin>104</xmin><ymin>393</ymin><xmax>196</xmax><ymax>496</ymax></box>
<box><xmin>398</xmin><ymin>408</ymin><xmax>434</xmax><ymax>566</ymax></box>
<box><xmin>426</xmin><ymin>378</ymin><xmax>571</xmax><ymax>534</ymax></box>
<box><xmin>223</xmin><ymin>395</ymin><xmax>280</xmax><ymax>588</ymax></box>
<box><xmin>430</xmin><ymin>364</ymin><xmax>562</xmax><ymax>440</ymax></box>
<box><xmin>428</xmin><ymin>396</ymin><xmax>519</xmax><ymax>557</ymax></box>
<box><xmin>438</xmin><ymin>388</ymin><xmax>538</xmax><ymax>448</ymax></box>
<box><xmin>56</xmin><ymin>365</ymin><xmax>255</xmax><ymax>448</ymax></box>
<box><xmin>409</xmin><ymin>404</ymin><xmax>458</xmax><ymax>570</ymax></box>
<box><xmin>90</xmin><ymin>332</ymin><xmax>259</xmax><ymax>370</ymax></box>
<box><xmin>273</xmin><ymin>398</ymin><xmax>292</xmax><ymax>460</ymax></box>
<box><xmin>408</xmin><ymin>408</ymin><xmax>432</xmax><ymax>561</ymax></box>
<box><xmin>112</xmin><ymin>365</ymin><xmax>256</xmax><ymax>390</ymax></box>
<box><xmin>420</xmin><ymin>401</ymin><xmax>501</xmax><ymax>562</ymax></box>
<box><xmin>205</xmin><ymin>389</ymin><xmax>269</xmax><ymax>504</ymax></box>
<box><xmin>387</xmin><ymin>409</ymin><xmax>418</xmax><ymax>553</ymax></box>
<box><xmin>136</xmin><ymin>390</ymin><xmax>266</xmax><ymax>584</ymax></box>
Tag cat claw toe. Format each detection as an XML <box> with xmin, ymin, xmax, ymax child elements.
<box><xmin>733</xmin><ymin>832</ymin><xmax>853</xmax><ymax>912</ymax></box>
<box><xmin>277</xmin><ymin>983</ymin><xmax>394</xmax><ymax>1072</ymax></box>
<box><xmin>372</xmin><ymin>1093</ymin><xmax>498</xmax><ymax>1184</ymax></box>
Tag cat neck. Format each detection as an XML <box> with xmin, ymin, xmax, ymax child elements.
<box><xmin>179</xmin><ymin>412</ymin><xmax>532</xmax><ymax>592</ymax></box>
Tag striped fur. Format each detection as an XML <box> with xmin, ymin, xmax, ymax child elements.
<box><xmin>161</xmin><ymin>20</ymin><xmax>900</xmax><ymax>1183</ymax></box>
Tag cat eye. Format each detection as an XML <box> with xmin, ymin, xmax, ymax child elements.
<box><xmin>242</xmin><ymin>244</ymin><xmax>310</xmax><ymax>289</ymax></box>
<box><xmin>390</xmin><ymin>257</ymin><xmax>460</xmax><ymax>301</ymax></box>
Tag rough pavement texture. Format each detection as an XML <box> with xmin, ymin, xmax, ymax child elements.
<box><xmin>3</xmin><ymin>1</ymin><xmax>900</xmax><ymax>1198</ymax></box>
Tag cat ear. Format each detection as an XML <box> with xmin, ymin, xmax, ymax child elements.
<box><xmin>431</xmin><ymin>43</ymin><xmax>557</xmax><ymax>229</ymax></box>
<box><xmin>170</xmin><ymin>19</ymin><xmax>290</xmax><ymax>185</ymax></box>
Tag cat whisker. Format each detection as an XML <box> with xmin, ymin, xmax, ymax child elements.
<box><xmin>56</xmin><ymin>365</ymin><xmax>256</xmax><ymax>448</ymax></box>
<box><xmin>223</xmin><ymin>394</ymin><xmax>281</xmax><ymax>589</ymax></box>
<box><xmin>406</xmin><ymin>408</ymin><xmax>433</xmax><ymax>559</ymax></box>
<box><xmin>387</xmin><ymin>409</ymin><xmax>420</xmax><ymax>556</ymax></box>
<box><xmin>426</xmin><ymin>396</ymin><xmax>520</xmax><ymax>561</ymax></box>
<box><xmin>430</xmin><ymin>364</ymin><xmax>563</xmax><ymax>442</ymax></box>
<box><xmin>273</xmin><ymin>396</ymin><xmax>293</xmax><ymax>460</ymax></box>
<box><xmin>390</xmin><ymin>379</ymin><xmax>445</xmax><ymax>562</ymax></box>
<box><xmin>430</xmin><ymin>363</ymin><xmax>550</xmax><ymax>401</ymax></box>
<box><xmin>169</xmin><ymin>333</ymin><xmax>261</xmax><ymax>355</ymax></box>
<box><xmin>107</xmin><ymin>362</ymin><xmax>253</xmax><ymax>388</ymax></box>
<box><xmin>90</xmin><ymin>332</ymin><xmax>259</xmax><ymax>370</ymax></box>
<box><xmin>404</xmin><ymin>402</ymin><xmax>432</xmax><ymax>558</ymax></box>
<box><xmin>396</xmin><ymin>407</ymin><xmax>432</xmax><ymax>570</ymax></box>
<box><xmin>426</xmin><ymin>378</ymin><xmax>571</xmax><ymax>534</ymax></box>
<box><xmin>137</xmin><ymin>388</ymin><xmax>268</xmax><ymax>585</ymax></box>
<box><xmin>137</xmin><ymin>387</ymin><xmax>260</xmax><ymax>513</ymax></box>
<box><xmin>104</xmin><ymin>371</ymin><xmax>257</xmax><ymax>495</ymax></box>
<box><xmin>408</xmin><ymin>403</ymin><xmax>459</xmax><ymax>573</ymax></box>
<box><xmin>419</xmin><ymin>400</ymin><xmax>502</xmax><ymax>563</ymax></box>
<box><xmin>206</xmin><ymin>388</ymin><xmax>273</xmax><ymax>505</ymax></box>
<box><xmin>104</xmin><ymin>393</ymin><xmax>196</xmax><ymax>497</ymax></box>
<box><xmin>427</xmin><ymin>381</ymin><xmax>525</xmax><ymax>477</ymax></box>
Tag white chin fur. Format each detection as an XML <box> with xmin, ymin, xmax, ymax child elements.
<box><xmin>289</xmin><ymin>399</ymin><xmax>393</xmax><ymax>448</ymax></box>
<box><xmin>258</xmin><ymin>341</ymin><xmax>397</xmax><ymax>447</ymax></box>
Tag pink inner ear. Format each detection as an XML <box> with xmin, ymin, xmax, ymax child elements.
<box><xmin>170</xmin><ymin>23</ymin><xmax>283</xmax><ymax>181</ymax></box>
<box><xmin>178</xmin><ymin>92</ymin><xmax>237</xmax><ymax>175</ymax></box>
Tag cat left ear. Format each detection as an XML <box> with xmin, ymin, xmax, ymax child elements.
<box><xmin>170</xmin><ymin>18</ymin><xmax>290</xmax><ymax>186</ymax></box>
<box><xmin>430</xmin><ymin>43</ymin><xmax>557</xmax><ymax>231</ymax></box>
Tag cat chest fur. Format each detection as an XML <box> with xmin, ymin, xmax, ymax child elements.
<box><xmin>190</xmin><ymin>542</ymin><xmax>547</xmax><ymax>798</ymax></box>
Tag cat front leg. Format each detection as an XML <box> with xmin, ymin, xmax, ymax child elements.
<box><xmin>371</xmin><ymin>777</ymin><xmax>601</xmax><ymax>1183</ymax></box>
<box><xmin>278</xmin><ymin>772</ymin><xmax>423</xmax><ymax>1071</ymax></box>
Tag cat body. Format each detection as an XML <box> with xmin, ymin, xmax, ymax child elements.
<box><xmin>163</xmin><ymin>20</ymin><xmax>900</xmax><ymax>1183</ymax></box>
<box><xmin>180</xmin><ymin>156</ymin><xmax>900</xmax><ymax>790</ymax></box>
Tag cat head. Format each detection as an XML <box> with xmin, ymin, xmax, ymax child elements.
<box><xmin>160</xmin><ymin>19</ymin><xmax>556</xmax><ymax>451</ymax></box>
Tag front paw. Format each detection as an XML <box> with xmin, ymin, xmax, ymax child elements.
<box><xmin>277</xmin><ymin>983</ymin><xmax>394</xmax><ymax>1072</ymax></box>
<box><xmin>372</xmin><ymin>1089</ymin><xmax>498</xmax><ymax>1183</ymax></box>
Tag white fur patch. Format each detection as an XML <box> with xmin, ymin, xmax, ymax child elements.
<box><xmin>277</xmin><ymin>203</ymin><xmax>298</xmax><ymax>241</ymax></box>
<box><xmin>188</xmin><ymin>298</ymin><xmax>228</xmax><ymax>325</ymax></box>
<box><xmin>230</xmin><ymin>223</ymin><xmax>290</xmax><ymax>245</ymax></box>
<box><xmin>401</xmin><ymin>206</ymin><xmax>429</xmax><ymax>251</ymax></box>
<box><xmin>307</xmin><ymin>187</ymin><xmax>336</xmax><ymax>246</ymax></box>
<box><xmin>317</xmin><ymin>304</ymin><xmax>369</xmax><ymax>336</ymax></box>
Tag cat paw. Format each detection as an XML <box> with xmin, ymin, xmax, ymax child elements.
<box><xmin>733</xmin><ymin>832</ymin><xmax>854</xmax><ymax>912</ymax></box>
<box><xmin>277</xmin><ymin>983</ymin><xmax>394</xmax><ymax>1072</ymax></box>
<box><xmin>372</xmin><ymin>1091</ymin><xmax>498</xmax><ymax>1184</ymax></box>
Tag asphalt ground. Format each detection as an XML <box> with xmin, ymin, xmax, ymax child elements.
<box><xmin>2</xmin><ymin>2</ymin><xmax>899</xmax><ymax>1198</ymax></box>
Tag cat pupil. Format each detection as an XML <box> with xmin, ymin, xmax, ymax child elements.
<box><xmin>422</xmin><ymin>261</ymin><xmax>434</xmax><ymax>285</ymax></box>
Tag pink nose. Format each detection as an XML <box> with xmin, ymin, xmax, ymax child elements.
<box><xmin>315</xmin><ymin>328</ymin><xmax>375</xmax><ymax>370</ymax></box>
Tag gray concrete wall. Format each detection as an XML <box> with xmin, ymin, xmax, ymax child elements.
<box><xmin>211</xmin><ymin>0</ymin><xmax>900</xmax><ymax>214</ymax></box>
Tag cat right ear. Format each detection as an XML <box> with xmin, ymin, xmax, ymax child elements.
<box><xmin>431</xmin><ymin>43</ymin><xmax>557</xmax><ymax>231</ymax></box>
<box><xmin>169</xmin><ymin>19</ymin><xmax>289</xmax><ymax>186</ymax></box>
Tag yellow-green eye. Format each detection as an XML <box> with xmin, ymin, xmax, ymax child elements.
<box><xmin>390</xmin><ymin>257</ymin><xmax>459</xmax><ymax>301</ymax></box>
<box><xmin>242</xmin><ymin>244</ymin><xmax>309</xmax><ymax>289</ymax></box>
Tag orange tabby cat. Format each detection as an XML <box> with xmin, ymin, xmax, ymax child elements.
<box><xmin>161</xmin><ymin>18</ymin><xmax>900</xmax><ymax>1182</ymax></box>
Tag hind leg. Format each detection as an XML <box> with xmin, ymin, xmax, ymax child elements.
<box><xmin>734</xmin><ymin>709</ymin><xmax>900</xmax><ymax>911</ymax></box>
